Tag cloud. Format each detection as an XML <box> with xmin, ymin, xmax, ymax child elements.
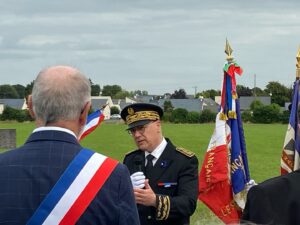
<box><xmin>0</xmin><ymin>0</ymin><xmax>300</xmax><ymax>94</ymax></box>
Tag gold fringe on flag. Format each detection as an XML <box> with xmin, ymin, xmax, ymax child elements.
<box><xmin>228</xmin><ymin>111</ymin><xmax>237</xmax><ymax>119</ymax></box>
<box><xmin>219</xmin><ymin>112</ymin><xmax>228</xmax><ymax>121</ymax></box>
<box><xmin>232</xmin><ymin>92</ymin><xmax>238</xmax><ymax>99</ymax></box>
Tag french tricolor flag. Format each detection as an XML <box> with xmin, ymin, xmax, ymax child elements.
<box><xmin>78</xmin><ymin>109</ymin><xmax>105</xmax><ymax>141</ymax></box>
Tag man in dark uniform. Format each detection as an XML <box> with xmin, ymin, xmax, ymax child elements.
<box><xmin>121</xmin><ymin>103</ymin><xmax>199</xmax><ymax>225</ymax></box>
<box><xmin>0</xmin><ymin>65</ymin><xmax>139</xmax><ymax>225</ymax></box>
<box><xmin>242</xmin><ymin>170</ymin><xmax>300</xmax><ymax>225</ymax></box>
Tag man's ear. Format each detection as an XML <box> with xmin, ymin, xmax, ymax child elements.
<box><xmin>27</xmin><ymin>95</ymin><xmax>35</xmax><ymax>119</ymax></box>
<box><xmin>79</xmin><ymin>102</ymin><xmax>91</xmax><ymax>127</ymax></box>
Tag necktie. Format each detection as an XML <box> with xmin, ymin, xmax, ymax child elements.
<box><xmin>145</xmin><ymin>154</ymin><xmax>155</xmax><ymax>179</ymax></box>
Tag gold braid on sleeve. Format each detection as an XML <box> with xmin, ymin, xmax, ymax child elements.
<box><xmin>155</xmin><ymin>195</ymin><xmax>170</xmax><ymax>220</ymax></box>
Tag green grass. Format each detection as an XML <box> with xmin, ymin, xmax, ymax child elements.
<box><xmin>0</xmin><ymin>121</ymin><xmax>287</xmax><ymax>224</ymax></box>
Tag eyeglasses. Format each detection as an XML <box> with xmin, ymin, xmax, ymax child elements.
<box><xmin>127</xmin><ymin>121</ymin><xmax>155</xmax><ymax>136</ymax></box>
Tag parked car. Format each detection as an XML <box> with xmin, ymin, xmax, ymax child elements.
<box><xmin>110</xmin><ymin>114</ymin><xmax>121</xmax><ymax>119</ymax></box>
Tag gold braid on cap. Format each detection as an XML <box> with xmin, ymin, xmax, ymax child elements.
<box><xmin>126</xmin><ymin>110</ymin><xmax>160</xmax><ymax>124</ymax></box>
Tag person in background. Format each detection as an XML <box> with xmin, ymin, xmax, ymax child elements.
<box><xmin>0</xmin><ymin>65</ymin><xmax>139</xmax><ymax>225</ymax></box>
<box><xmin>122</xmin><ymin>103</ymin><xmax>198</xmax><ymax>225</ymax></box>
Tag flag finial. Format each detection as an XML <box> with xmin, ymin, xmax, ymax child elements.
<box><xmin>225</xmin><ymin>39</ymin><xmax>234</xmax><ymax>62</ymax></box>
<box><xmin>296</xmin><ymin>45</ymin><xmax>300</xmax><ymax>79</ymax></box>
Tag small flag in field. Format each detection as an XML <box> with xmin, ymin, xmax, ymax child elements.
<box><xmin>79</xmin><ymin>109</ymin><xmax>105</xmax><ymax>141</ymax></box>
<box><xmin>280</xmin><ymin>47</ymin><xmax>300</xmax><ymax>174</ymax></box>
<box><xmin>199</xmin><ymin>40</ymin><xmax>251</xmax><ymax>224</ymax></box>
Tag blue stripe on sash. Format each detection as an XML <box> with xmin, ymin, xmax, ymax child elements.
<box><xmin>27</xmin><ymin>148</ymin><xmax>94</xmax><ymax>225</ymax></box>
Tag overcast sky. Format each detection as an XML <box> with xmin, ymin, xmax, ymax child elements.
<box><xmin>0</xmin><ymin>0</ymin><xmax>299</xmax><ymax>95</ymax></box>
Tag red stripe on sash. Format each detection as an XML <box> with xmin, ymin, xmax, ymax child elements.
<box><xmin>59</xmin><ymin>157</ymin><xmax>118</xmax><ymax>225</ymax></box>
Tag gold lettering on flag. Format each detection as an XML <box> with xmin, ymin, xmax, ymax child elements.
<box><xmin>230</xmin><ymin>155</ymin><xmax>244</xmax><ymax>174</ymax></box>
<box><xmin>220</xmin><ymin>201</ymin><xmax>236</xmax><ymax>217</ymax></box>
<box><xmin>204</xmin><ymin>151</ymin><xmax>215</xmax><ymax>183</ymax></box>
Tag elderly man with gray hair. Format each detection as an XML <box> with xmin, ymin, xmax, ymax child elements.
<box><xmin>0</xmin><ymin>65</ymin><xmax>139</xmax><ymax>225</ymax></box>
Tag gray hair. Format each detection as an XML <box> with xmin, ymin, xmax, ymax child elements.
<box><xmin>31</xmin><ymin>66</ymin><xmax>91</xmax><ymax>125</ymax></box>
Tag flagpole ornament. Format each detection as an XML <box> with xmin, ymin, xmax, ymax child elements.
<box><xmin>225</xmin><ymin>39</ymin><xmax>234</xmax><ymax>63</ymax></box>
<box><xmin>296</xmin><ymin>46</ymin><xmax>300</xmax><ymax>79</ymax></box>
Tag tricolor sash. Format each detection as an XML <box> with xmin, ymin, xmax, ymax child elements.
<box><xmin>27</xmin><ymin>148</ymin><xmax>118</xmax><ymax>225</ymax></box>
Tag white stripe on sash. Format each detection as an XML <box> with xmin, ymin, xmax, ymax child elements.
<box><xmin>42</xmin><ymin>153</ymin><xmax>107</xmax><ymax>225</ymax></box>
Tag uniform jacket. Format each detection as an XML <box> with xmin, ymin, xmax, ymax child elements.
<box><xmin>123</xmin><ymin>138</ymin><xmax>198</xmax><ymax>225</ymax></box>
<box><xmin>242</xmin><ymin>170</ymin><xmax>300</xmax><ymax>225</ymax></box>
<box><xmin>0</xmin><ymin>130</ymin><xmax>140</xmax><ymax>225</ymax></box>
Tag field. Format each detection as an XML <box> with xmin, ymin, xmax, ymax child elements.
<box><xmin>0</xmin><ymin>121</ymin><xmax>287</xmax><ymax>224</ymax></box>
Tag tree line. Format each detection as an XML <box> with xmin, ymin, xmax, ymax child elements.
<box><xmin>0</xmin><ymin>80</ymin><xmax>293</xmax><ymax>107</ymax></box>
<box><xmin>159</xmin><ymin>99</ymin><xmax>290</xmax><ymax>124</ymax></box>
<box><xmin>195</xmin><ymin>82</ymin><xmax>293</xmax><ymax>107</ymax></box>
<box><xmin>0</xmin><ymin>79</ymin><xmax>294</xmax><ymax>123</ymax></box>
<box><xmin>0</xmin><ymin>80</ymin><xmax>148</xmax><ymax>100</ymax></box>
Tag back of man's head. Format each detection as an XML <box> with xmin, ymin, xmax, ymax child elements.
<box><xmin>31</xmin><ymin>65</ymin><xmax>91</xmax><ymax>125</ymax></box>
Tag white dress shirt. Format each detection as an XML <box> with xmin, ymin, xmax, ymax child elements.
<box><xmin>145</xmin><ymin>138</ymin><xmax>167</xmax><ymax>166</ymax></box>
<box><xmin>33</xmin><ymin>126</ymin><xmax>77</xmax><ymax>139</ymax></box>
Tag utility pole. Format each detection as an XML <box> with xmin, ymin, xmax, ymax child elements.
<box><xmin>253</xmin><ymin>74</ymin><xmax>257</xmax><ymax>99</ymax></box>
<box><xmin>192</xmin><ymin>86</ymin><xmax>197</xmax><ymax>98</ymax></box>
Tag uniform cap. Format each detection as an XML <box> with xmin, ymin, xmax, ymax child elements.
<box><xmin>121</xmin><ymin>103</ymin><xmax>163</xmax><ymax>129</ymax></box>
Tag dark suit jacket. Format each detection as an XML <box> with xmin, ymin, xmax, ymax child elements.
<box><xmin>0</xmin><ymin>130</ymin><xmax>140</xmax><ymax>225</ymax></box>
<box><xmin>242</xmin><ymin>170</ymin><xmax>300</xmax><ymax>225</ymax></box>
<box><xmin>123</xmin><ymin>138</ymin><xmax>198</xmax><ymax>225</ymax></box>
